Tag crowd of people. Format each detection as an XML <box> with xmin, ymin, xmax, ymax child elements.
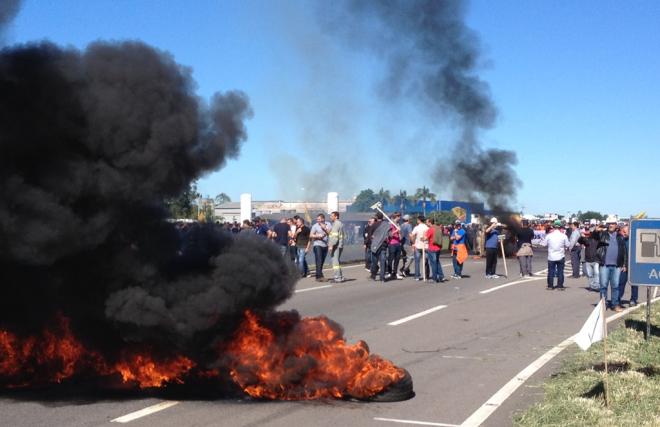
<box><xmin>212</xmin><ymin>213</ymin><xmax>638</xmax><ymax>312</ymax></box>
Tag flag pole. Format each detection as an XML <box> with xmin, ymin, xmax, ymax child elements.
<box><xmin>601</xmin><ymin>296</ymin><xmax>610</xmax><ymax>408</ymax></box>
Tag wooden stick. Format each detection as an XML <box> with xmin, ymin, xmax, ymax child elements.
<box><xmin>601</xmin><ymin>296</ymin><xmax>610</xmax><ymax>408</ymax></box>
<box><xmin>422</xmin><ymin>247</ymin><xmax>426</xmax><ymax>281</ymax></box>
<box><xmin>499</xmin><ymin>237</ymin><xmax>508</xmax><ymax>278</ymax></box>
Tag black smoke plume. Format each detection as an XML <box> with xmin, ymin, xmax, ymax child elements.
<box><xmin>322</xmin><ymin>0</ymin><xmax>520</xmax><ymax>211</ymax></box>
<box><xmin>0</xmin><ymin>40</ymin><xmax>297</xmax><ymax>370</ymax></box>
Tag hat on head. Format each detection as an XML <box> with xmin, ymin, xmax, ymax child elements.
<box><xmin>454</xmin><ymin>220</ymin><xmax>461</xmax><ymax>224</ymax></box>
<box><xmin>553</xmin><ymin>219</ymin><xmax>562</xmax><ymax>228</ymax></box>
<box><xmin>605</xmin><ymin>216</ymin><xmax>617</xmax><ymax>224</ymax></box>
<box><xmin>403</xmin><ymin>214</ymin><xmax>410</xmax><ymax>221</ymax></box>
<box><xmin>490</xmin><ymin>217</ymin><xmax>498</xmax><ymax>224</ymax></box>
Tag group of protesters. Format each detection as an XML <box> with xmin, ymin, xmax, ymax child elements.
<box><xmin>229</xmin><ymin>212</ymin><xmax>639</xmax><ymax>311</ymax></box>
<box><xmin>533</xmin><ymin>218</ymin><xmax>634</xmax><ymax>312</ymax></box>
<box><xmin>362</xmin><ymin>212</ymin><xmax>470</xmax><ymax>283</ymax></box>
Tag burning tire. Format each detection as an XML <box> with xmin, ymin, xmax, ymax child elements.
<box><xmin>353</xmin><ymin>369</ymin><xmax>414</xmax><ymax>402</ymax></box>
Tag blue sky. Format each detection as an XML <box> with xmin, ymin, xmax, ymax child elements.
<box><xmin>7</xmin><ymin>0</ymin><xmax>660</xmax><ymax>217</ymax></box>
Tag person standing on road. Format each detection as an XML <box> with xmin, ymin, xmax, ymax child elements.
<box><xmin>363</xmin><ymin>217</ymin><xmax>375</xmax><ymax>272</ymax></box>
<box><xmin>542</xmin><ymin>220</ymin><xmax>570</xmax><ymax>290</ymax></box>
<box><xmin>450</xmin><ymin>220</ymin><xmax>468</xmax><ymax>279</ymax></box>
<box><xmin>484</xmin><ymin>217</ymin><xmax>501</xmax><ymax>279</ymax></box>
<box><xmin>593</xmin><ymin>220</ymin><xmax>627</xmax><ymax>311</ymax></box>
<box><xmin>328</xmin><ymin>211</ymin><xmax>345</xmax><ymax>283</ymax></box>
<box><xmin>369</xmin><ymin>213</ymin><xmax>389</xmax><ymax>282</ymax></box>
<box><xmin>424</xmin><ymin>217</ymin><xmax>447</xmax><ymax>283</ymax></box>
<box><xmin>568</xmin><ymin>221</ymin><xmax>582</xmax><ymax>278</ymax></box>
<box><xmin>617</xmin><ymin>225</ymin><xmax>636</xmax><ymax>306</ymax></box>
<box><xmin>578</xmin><ymin>226</ymin><xmax>600</xmax><ymax>291</ymax></box>
<box><xmin>294</xmin><ymin>216</ymin><xmax>311</xmax><ymax>278</ymax></box>
<box><xmin>386</xmin><ymin>212</ymin><xmax>403</xmax><ymax>280</ymax></box>
<box><xmin>399</xmin><ymin>214</ymin><xmax>413</xmax><ymax>277</ymax></box>
<box><xmin>310</xmin><ymin>213</ymin><xmax>331</xmax><ymax>282</ymax></box>
<box><xmin>410</xmin><ymin>215</ymin><xmax>429</xmax><ymax>281</ymax></box>
<box><xmin>516</xmin><ymin>220</ymin><xmax>535</xmax><ymax>277</ymax></box>
<box><xmin>272</xmin><ymin>217</ymin><xmax>291</xmax><ymax>258</ymax></box>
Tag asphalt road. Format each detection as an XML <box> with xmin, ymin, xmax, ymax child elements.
<box><xmin>0</xmin><ymin>250</ymin><xmax>636</xmax><ymax>427</ymax></box>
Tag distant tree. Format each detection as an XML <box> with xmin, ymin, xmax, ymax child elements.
<box><xmin>392</xmin><ymin>190</ymin><xmax>412</xmax><ymax>211</ymax></box>
<box><xmin>165</xmin><ymin>181</ymin><xmax>201</xmax><ymax>219</ymax></box>
<box><xmin>414</xmin><ymin>186</ymin><xmax>436</xmax><ymax>202</ymax></box>
<box><xmin>214</xmin><ymin>192</ymin><xmax>231</xmax><ymax>205</ymax></box>
<box><xmin>349</xmin><ymin>189</ymin><xmax>380</xmax><ymax>212</ymax></box>
<box><xmin>429</xmin><ymin>211</ymin><xmax>457</xmax><ymax>225</ymax></box>
<box><xmin>578</xmin><ymin>211</ymin><xmax>605</xmax><ymax>222</ymax></box>
<box><xmin>376</xmin><ymin>187</ymin><xmax>392</xmax><ymax>204</ymax></box>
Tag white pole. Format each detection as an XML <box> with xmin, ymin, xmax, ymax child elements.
<box><xmin>499</xmin><ymin>237</ymin><xmax>508</xmax><ymax>278</ymax></box>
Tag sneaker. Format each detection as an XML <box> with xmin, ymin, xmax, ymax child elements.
<box><xmin>630</xmin><ymin>300</ymin><xmax>638</xmax><ymax>307</ymax></box>
<box><xmin>490</xmin><ymin>274</ymin><xmax>500</xmax><ymax>279</ymax></box>
<box><xmin>438</xmin><ymin>278</ymin><xmax>448</xmax><ymax>283</ymax></box>
<box><xmin>453</xmin><ymin>274</ymin><xmax>462</xmax><ymax>279</ymax></box>
<box><xmin>485</xmin><ymin>275</ymin><xmax>492</xmax><ymax>279</ymax></box>
<box><xmin>384</xmin><ymin>273</ymin><xmax>392</xmax><ymax>280</ymax></box>
<box><xmin>332</xmin><ymin>278</ymin><xmax>345</xmax><ymax>283</ymax></box>
<box><xmin>365</xmin><ymin>268</ymin><xmax>371</xmax><ymax>272</ymax></box>
<box><xmin>415</xmin><ymin>278</ymin><xmax>423</xmax><ymax>281</ymax></box>
<box><xmin>396</xmin><ymin>274</ymin><xmax>404</xmax><ymax>280</ymax></box>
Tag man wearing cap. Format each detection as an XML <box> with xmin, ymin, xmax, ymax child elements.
<box><xmin>450</xmin><ymin>220</ymin><xmax>468</xmax><ymax>279</ymax></box>
<box><xmin>542</xmin><ymin>220</ymin><xmax>570</xmax><ymax>290</ymax></box>
<box><xmin>484</xmin><ymin>217</ymin><xmax>501</xmax><ymax>279</ymax></box>
<box><xmin>593</xmin><ymin>220</ymin><xmax>627</xmax><ymax>311</ymax></box>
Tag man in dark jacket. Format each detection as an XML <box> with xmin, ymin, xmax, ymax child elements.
<box><xmin>593</xmin><ymin>220</ymin><xmax>628</xmax><ymax>311</ymax></box>
<box><xmin>578</xmin><ymin>227</ymin><xmax>600</xmax><ymax>291</ymax></box>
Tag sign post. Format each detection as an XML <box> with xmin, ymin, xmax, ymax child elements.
<box><xmin>629</xmin><ymin>218</ymin><xmax>660</xmax><ymax>340</ymax></box>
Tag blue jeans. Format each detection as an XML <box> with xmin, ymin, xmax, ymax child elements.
<box><xmin>453</xmin><ymin>253</ymin><xmax>464</xmax><ymax>276</ymax></box>
<box><xmin>428</xmin><ymin>250</ymin><xmax>444</xmax><ymax>281</ymax></box>
<box><xmin>296</xmin><ymin>248</ymin><xmax>308</xmax><ymax>277</ymax></box>
<box><xmin>313</xmin><ymin>245</ymin><xmax>328</xmax><ymax>278</ymax></box>
<box><xmin>547</xmin><ymin>258</ymin><xmax>565</xmax><ymax>288</ymax></box>
<box><xmin>388</xmin><ymin>244</ymin><xmax>401</xmax><ymax>275</ymax></box>
<box><xmin>618</xmin><ymin>269</ymin><xmax>638</xmax><ymax>303</ymax></box>
<box><xmin>370</xmin><ymin>245</ymin><xmax>387</xmax><ymax>281</ymax></box>
<box><xmin>599</xmin><ymin>265</ymin><xmax>621</xmax><ymax>307</ymax></box>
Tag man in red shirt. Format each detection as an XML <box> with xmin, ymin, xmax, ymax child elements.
<box><xmin>425</xmin><ymin>218</ymin><xmax>448</xmax><ymax>283</ymax></box>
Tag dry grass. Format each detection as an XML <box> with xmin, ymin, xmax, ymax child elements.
<box><xmin>514</xmin><ymin>301</ymin><xmax>660</xmax><ymax>427</ymax></box>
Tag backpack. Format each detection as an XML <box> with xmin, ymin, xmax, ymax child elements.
<box><xmin>432</xmin><ymin>225</ymin><xmax>443</xmax><ymax>247</ymax></box>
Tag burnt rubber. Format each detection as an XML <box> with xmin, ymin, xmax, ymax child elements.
<box><xmin>356</xmin><ymin>369</ymin><xmax>415</xmax><ymax>402</ymax></box>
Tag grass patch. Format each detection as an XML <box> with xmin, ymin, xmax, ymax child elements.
<box><xmin>514</xmin><ymin>301</ymin><xmax>660</xmax><ymax>427</ymax></box>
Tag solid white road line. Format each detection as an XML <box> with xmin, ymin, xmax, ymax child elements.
<box><xmin>460</xmin><ymin>294</ymin><xmax>660</xmax><ymax>427</ymax></box>
<box><xmin>374</xmin><ymin>417</ymin><xmax>459</xmax><ymax>427</ymax></box>
<box><xmin>480</xmin><ymin>276</ymin><xmax>544</xmax><ymax>294</ymax></box>
<box><xmin>111</xmin><ymin>401</ymin><xmax>179</xmax><ymax>423</ymax></box>
<box><xmin>388</xmin><ymin>305</ymin><xmax>448</xmax><ymax>326</ymax></box>
<box><xmin>294</xmin><ymin>284</ymin><xmax>333</xmax><ymax>293</ymax></box>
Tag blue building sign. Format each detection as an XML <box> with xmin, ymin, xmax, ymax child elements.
<box><xmin>629</xmin><ymin>218</ymin><xmax>660</xmax><ymax>286</ymax></box>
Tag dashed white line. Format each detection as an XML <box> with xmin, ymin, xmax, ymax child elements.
<box><xmin>295</xmin><ymin>284</ymin><xmax>333</xmax><ymax>293</ymax></box>
<box><xmin>388</xmin><ymin>305</ymin><xmax>448</xmax><ymax>326</ymax></box>
<box><xmin>111</xmin><ymin>401</ymin><xmax>179</xmax><ymax>423</ymax></box>
<box><xmin>480</xmin><ymin>276</ymin><xmax>543</xmax><ymax>294</ymax></box>
<box><xmin>374</xmin><ymin>417</ymin><xmax>459</xmax><ymax>427</ymax></box>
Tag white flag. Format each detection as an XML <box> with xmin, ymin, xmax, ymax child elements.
<box><xmin>574</xmin><ymin>299</ymin><xmax>606</xmax><ymax>351</ymax></box>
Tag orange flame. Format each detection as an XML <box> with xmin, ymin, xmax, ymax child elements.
<box><xmin>225</xmin><ymin>311</ymin><xmax>405</xmax><ymax>400</ymax></box>
<box><xmin>0</xmin><ymin>315</ymin><xmax>194</xmax><ymax>388</ymax></box>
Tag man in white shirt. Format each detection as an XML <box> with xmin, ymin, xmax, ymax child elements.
<box><xmin>542</xmin><ymin>220</ymin><xmax>570</xmax><ymax>290</ymax></box>
<box><xmin>410</xmin><ymin>215</ymin><xmax>429</xmax><ymax>281</ymax></box>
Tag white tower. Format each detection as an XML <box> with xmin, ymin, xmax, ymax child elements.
<box><xmin>240</xmin><ymin>193</ymin><xmax>252</xmax><ymax>222</ymax></box>
<box><xmin>327</xmin><ymin>192</ymin><xmax>338</xmax><ymax>213</ymax></box>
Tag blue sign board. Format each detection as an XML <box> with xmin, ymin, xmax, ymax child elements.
<box><xmin>629</xmin><ymin>219</ymin><xmax>660</xmax><ymax>286</ymax></box>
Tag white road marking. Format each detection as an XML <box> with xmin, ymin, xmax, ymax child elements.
<box><xmin>374</xmin><ymin>417</ymin><xmax>459</xmax><ymax>427</ymax></box>
<box><xmin>480</xmin><ymin>276</ymin><xmax>544</xmax><ymax>294</ymax></box>
<box><xmin>459</xmin><ymin>295</ymin><xmax>660</xmax><ymax>427</ymax></box>
<box><xmin>295</xmin><ymin>284</ymin><xmax>333</xmax><ymax>293</ymax></box>
<box><xmin>388</xmin><ymin>305</ymin><xmax>448</xmax><ymax>326</ymax></box>
<box><xmin>111</xmin><ymin>401</ymin><xmax>179</xmax><ymax>423</ymax></box>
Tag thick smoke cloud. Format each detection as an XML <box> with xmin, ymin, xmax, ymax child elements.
<box><xmin>322</xmin><ymin>0</ymin><xmax>520</xmax><ymax>210</ymax></box>
<box><xmin>0</xmin><ymin>0</ymin><xmax>20</xmax><ymax>30</ymax></box>
<box><xmin>0</xmin><ymin>41</ymin><xmax>297</xmax><ymax>358</ymax></box>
